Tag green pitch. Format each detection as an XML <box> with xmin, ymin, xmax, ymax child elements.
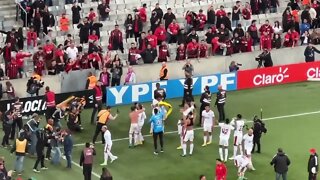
<box><xmin>1</xmin><ymin>82</ymin><xmax>320</xmax><ymax>180</ymax></box>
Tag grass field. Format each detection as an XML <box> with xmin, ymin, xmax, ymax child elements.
<box><xmin>1</xmin><ymin>82</ymin><xmax>320</xmax><ymax>180</ymax></box>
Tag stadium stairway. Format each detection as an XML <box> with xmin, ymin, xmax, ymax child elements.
<box><xmin>0</xmin><ymin>0</ymin><xmax>20</xmax><ymax>31</ymax></box>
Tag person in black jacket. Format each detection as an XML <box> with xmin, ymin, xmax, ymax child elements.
<box><xmin>100</xmin><ymin>167</ymin><xmax>113</xmax><ymax>180</ymax></box>
<box><xmin>90</xmin><ymin>19</ymin><xmax>103</xmax><ymax>39</ymax></box>
<box><xmin>308</xmin><ymin>148</ymin><xmax>319</xmax><ymax>180</ymax></box>
<box><xmin>251</xmin><ymin>116</ymin><xmax>267</xmax><ymax>154</ymax></box>
<box><xmin>72</xmin><ymin>2</ymin><xmax>82</xmax><ymax>24</ymax></box>
<box><xmin>199</xmin><ymin>86</ymin><xmax>211</xmax><ymax>126</ymax></box>
<box><xmin>163</xmin><ymin>8</ymin><xmax>176</xmax><ymax>30</ymax></box>
<box><xmin>177</xmin><ymin>29</ymin><xmax>187</xmax><ymax>45</ymax></box>
<box><xmin>150</xmin><ymin>11</ymin><xmax>161</xmax><ymax>33</ymax></box>
<box><xmin>152</xmin><ymin>3</ymin><xmax>163</xmax><ymax>20</ymax></box>
<box><xmin>304</xmin><ymin>43</ymin><xmax>320</xmax><ymax>62</ymax></box>
<box><xmin>0</xmin><ymin>158</ymin><xmax>12</xmax><ymax>180</ymax></box>
<box><xmin>180</xmin><ymin>76</ymin><xmax>194</xmax><ymax>107</ymax></box>
<box><xmin>33</xmin><ymin>129</ymin><xmax>48</xmax><ymax>173</ymax></box>
<box><xmin>97</xmin><ymin>0</ymin><xmax>110</xmax><ymax>21</ymax></box>
<box><xmin>124</xmin><ymin>14</ymin><xmax>134</xmax><ymax>39</ymax></box>
<box><xmin>207</xmin><ymin>6</ymin><xmax>216</xmax><ymax>27</ymax></box>
<box><xmin>256</xmin><ymin>49</ymin><xmax>273</xmax><ymax>68</ymax></box>
<box><xmin>270</xmin><ymin>148</ymin><xmax>291</xmax><ymax>180</ymax></box>
<box><xmin>138</xmin><ymin>32</ymin><xmax>148</xmax><ymax>51</ymax></box>
<box><xmin>1</xmin><ymin>109</ymin><xmax>14</xmax><ymax>148</ymax></box>
<box><xmin>141</xmin><ymin>44</ymin><xmax>157</xmax><ymax>64</ymax></box>
<box><xmin>78</xmin><ymin>18</ymin><xmax>91</xmax><ymax>44</ymax></box>
<box><xmin>215</xmin><ymin>85</ymin><xmax>226</xmax><ymax>122</ymax></box>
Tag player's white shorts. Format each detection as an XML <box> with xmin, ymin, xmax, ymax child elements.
<box><xmin>233</xmin><ymin>135</ymin><xmax>243</xmax><ymax>146</ymax></box>
<box><xmin>219</xmin><ymin>137</ymin><xmax>229</xmax><ymax>146</ymax></box>
<box><xmin>203</xmin><ymin>124</ymin><xmax>213</xmax><ymax>132</ymax></box>
<box><xmin>138</xmin><ymin>121</ymin><xmax>144</xmax><ymax>130</ymax></box>
<box><xmin>129</xmin><ymin>123</ymin><xmax>139</xmax><ymax>134</ymax></box>
<box><xmin>183</xmin><ymin>130</ymin><xmax>194</xmax><ymax>142</ymax></box>
<box><xmin>245</xmin><ymin>148</ymin><xmax>252</xmax><ymax>156</ymax></box>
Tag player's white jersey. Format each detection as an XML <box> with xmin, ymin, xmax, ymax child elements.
<box><xmin>219</xmin><ymin>123</ymin><xmax>234</xmax><ymax>139</ymax></box>
<box><xmin>183</xmin><ymin>105</ymin><xmax>195</xmax><ymax>117</ymax></box>
<box><xmin>104</xmin><ymin>130</ymin><xmax>112</xmax><ymax>145</ymax></box>
<box><xmin>234</xmin><ymin>155</ymin><xmax>249</xmax><ymax>167</ymax></box>
<box><xmin>138</xmin><ymin>111</ymin><xmax>147</xmax><ymax>127</ymax></box>
<box><xmin>202</xmin><ymin>110</ymin><xmax>214</xmax><ymax>126</ymax></box>
<box><xmin>243</xmin><ymin>133</ymin><xmax>254</xmax><ymax>150</ymax></box>
<box><xmin>231</xmin><ymin>119</ymin><xmax>245</xmax><ymax>137</ymax></box>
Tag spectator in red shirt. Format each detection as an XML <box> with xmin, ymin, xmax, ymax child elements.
<box><xmin>138</xmin><ymin>4</ymin><xmax>147</xmax><ymax>23</ymax></box>
<box><xmin>88</xmin><ymin>8</ymin><xmax>97</xmax><ymax>22</ymax></box>
<box><xmin>154</xmin><ymin>23</ymin><xmax>167</xmax><ymax>45</ymax></box>
<box><xmin>7</xmin><ymin>58</ymin><xmax>18</xmax><ymax>79</ymax></box>
<box><xmin>242</xmin><ymin>32</ymin><xmax>253</xmax><ymax>52</ymax></box>
<box><xmin>138</xmin><ymin>32</ymin><xmax>148</xmax><ymax>52</ymax></box>
<box><xmin>43</xmin><ymin>40</ymin><xmax>55</xmax><ymax>68</ymax></box>
<box><xmin>187</xmin><ymin>38</ymin><xmax>199</xmax><ymax>59</ymax></box>
<box><xmin>16</xmin><ymin>50</ymin><xmax>32</xmax><ymax>78</ymax></box>
<box><xmin>215</xmin><ymin>159</ymin><xmax>227</xmax><ymax>180</ymax></box>
<box><xmin>242</xmin><ymin>2</ymin><xmax>252</xmax><ymax>28</ymax></box>
<box><xmin>108</xmin><ymin>25</ymin><xmax>124</xmax><ymax>53</ymax></box>
<box><xmin>158</xmin><ymin>41</ymin><xmax>170</xmax><ymax>62</ymax></box>
<box><xmin>197</xmin><ymin>9</ymin><xmax>207</xmax><ymax>31</ymax></box>
<box><xmin>216</xmin><ymin>5</ymin><xmax>227</xmax><ymax>29</ymax></box>
<box><xmin>133</xmin><ymin>14</ymin><xmax>143</xmax><ymax>41</ymax></box>
<box><xmin>27</xmin><ymin>26</ymin><xmax>37</xmax><ymax>50</ymax></box>
<box><xmin>260</xmin><ymin>31</ymin><xmax>272</xmax><ymax>50</ymax></box>
<box><xmin>147</xmin><ymin>30</ymin><xmax>158</xmax><ymax>48</ymax></box>
<box><xmin>34</xmin><ymin>56</ymin><xmax>45</xmax><ymax>76</ymax></box>
<box><xmin>291</xmin><ymin>28</ymin><xmax>300</xmax><ymax>47</ymax></box>
<box><xmin>176</xmin><ymin>43</ymin><xmax>186</xmax><ymax>61</ymax></box>
<box><xmin>199</xmin><ymin>40</ymin><xmax>208</xmax><ymax>58</ymax></box>
<box><xmin>167</xmin><ymin>19</ymin><xmax>180</xmax><ymax>43</ymax></box>
<box><xmin>88</xmin><ymin>30</ymin><xmax>99</xmax><ymax>42</ymax></box>
<box><xmin>88</xmin><ymin>50</ymin><xmax>101</xmax><ymax>70</ymax></box>
<box><xmin>128</xmin><ymin>43</ymin><xmax>140</xmax><ymax>65</ymax></box>
<box><xmin>259</xmin><ymin>20</ymin><xmax>274</xmax><ymax>37</ymax></box>
<box><xmin>54</xmin><ymin>44</ymin><xmax>65</xmax><ymax>72</ymax></box>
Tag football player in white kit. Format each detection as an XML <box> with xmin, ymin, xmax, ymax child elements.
<box><xmin>234</xmin><ymin>155</ymin><xmax>250</xmax><ymax>180</ymax></box>
<box><xmin>229</xmin><ymin>114</ymin><xmax>246</xmax><ymax>160</ymax></box>
<box><xmin>218</xmin><ymin>118</ymin><xmax>234</xmax><ymax>162</ymax></box>
<box><xmin>177</xmin><ymin>102</ymin><xmax>195</xmax><ymax>150</ymax></box>
<box><xmin>136</xmin><ymin>103</ymin><xmax>147</xmax><ymax>145</ymax></box>
<box><xmin>100</xmin><ymin>125</ymin><xmax>118</xmax><ymax>166</ymax></box>
<box><xmin>242</xmin><ymin>128</ymin><xmax>255</xmax><ymax>170</ymax></box>
<box><xmin>181</xmin><ymin>110</ymin><xmax>196</xmax><ymax>157</ymax></box>
<box><xmin>201</xmin><ymin>105</ymin><xmax>215</xmax><ymax>146</ymax></box>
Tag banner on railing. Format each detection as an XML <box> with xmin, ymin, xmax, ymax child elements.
<box><xmin>106</xmin><ymin>72</ymin><xmax>237</xmax><ymax>106</ymax></box>
<box><xmin>237</xmin><ymin>61</ymin><xmax>320</xmax><ymax>89</ymax></box>
<box><xmin>0</xmin><ymin>89</ymin><xmax>95</xmax><ymax>115</ymax></box>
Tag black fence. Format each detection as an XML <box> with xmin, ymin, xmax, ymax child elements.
<box><xmin>0</xmin><ymin>89</ymin><xmax>95</xmax><ymax>116</ymax></box>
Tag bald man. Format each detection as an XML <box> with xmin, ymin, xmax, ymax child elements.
<box><xmin>100</xmin><ymin>125</ymin><xmax>118</xmax><ymax>166</ymax></box>
<box><xmin>242</xmin><ymin>129</ymin><xmax>255</xmax><ymax>170</ymax></box>
<box><xmin>215</xmin><ymin>85</ymin><xmax>226</xmax><ymax>122</ymax></box>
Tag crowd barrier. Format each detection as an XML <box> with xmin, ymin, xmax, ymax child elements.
<box><xmin>107</xmin><ymin>61</ymin><xmax>320</xmax><ymax>106</ymax></box>
<box><xmin>0</xmin><ymin>89</ymin><xmax>95</xmax><ymax>115</ymax></box>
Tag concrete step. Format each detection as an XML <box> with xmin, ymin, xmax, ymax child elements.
<box><xmin>0</xmin><ymin>0</ymin><xmax>15</xmax><ymax>6</ymax></box>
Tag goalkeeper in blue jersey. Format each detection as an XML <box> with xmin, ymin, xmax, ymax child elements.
<box><xmin>149</xmin><ymin>108</ymin><xmax>165</xmax><ymax>155</ymax></box>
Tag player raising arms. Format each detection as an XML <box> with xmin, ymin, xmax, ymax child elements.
<box><xmin>218</xmin><ymin>118</ymin><xmax>234</xmax><ymax>162</ymax></box>
<box><xmin>201</xmin><ymin>105</ymin><xmax>215</xmax><ymax>147</ymax></box>
<box><xmin>234</xmin><ymin>155</ymin><xmax>250</xmax><ymax>180</ymax></box>
<box><xmin>129</xmin><ymin>105</ymin><xmax>145</xmax><ymax>148</ymax></box>
<box><xmin>242</xmin><ymin>129</ymin><xmax>255</xmax><ymax>170</ymax></box>
<box><xmin>181</xmin><ymin>110</ymin><xmax>196</xmax><ymax>157</ymax></box>
<box><xmin>177</xmin><ymin>102</ymin><xmax>195</xmax><ymax>150</ymax></box>
<box><xmin>229</xmin><ymin>114</ymin><xmax>245</xmax><ymax>160</ymax></box>
<box><xmin>136</xmin><ymin>103</ymin><xmax>146</xmax><ymax>145</ymax></box>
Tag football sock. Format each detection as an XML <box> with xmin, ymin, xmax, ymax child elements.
<box><xmin>182</xmin><ymin>144</ymin><xmax>187</xmax><ymax>155</ymax></box>
<box><xmin>219</xmin><ymin>148</ymin><xmax>223</xmax><ymax>161</ymax></box>
<box><xmin>224</xmin><ymin>148</ymin><xmax>228</xmax><ymax>161</ymax></box>
<box><xmin>189</xmin><ymin>143</ymin><xmax>194</xmax><ymax>154</ymax></box>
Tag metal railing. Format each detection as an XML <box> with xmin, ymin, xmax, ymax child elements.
<box><xmin>16</xmin><ymin>1</ymin><xmax>28</xmax><ymax>27</ymax></box>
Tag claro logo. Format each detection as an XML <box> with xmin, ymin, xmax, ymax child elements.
<box><xmin>253</xmin><ymin>67</ymin><xmax>289</xmax><ymax>86</ymax></box>
<box><xmin>307</xmin><ymin>67</ymin><xmax>320</xmax><ymax>78</ymax></box>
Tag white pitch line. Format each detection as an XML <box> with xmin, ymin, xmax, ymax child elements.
<box><xmin>73</xmin><ymin>110</ymin><xmax>320</xmax><ymax>147</ymax></box>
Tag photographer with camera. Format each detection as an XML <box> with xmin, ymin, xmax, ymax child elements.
<box><xmin>229</xmin><ymin>61</ymin><xmax>242</xmax><ymax>72</ymax></box>
<box><xmin>252</xmin><ymin>115</ymin><xmax>267</xmax><ymax>154</ymax></box>
<box><xmin>256</xmin><ymin>49</ymin><xmax>273</xmax><ymax>68</ymax></box>
<box><xmin>26</xmin><ymin>73</ymin><xmax>44</xmax><ymax>97</ymax></box>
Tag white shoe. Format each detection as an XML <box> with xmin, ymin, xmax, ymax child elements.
<box><xmin>100</xmin><ymin>162</ymin><xmax>107</xmax><ymax>166</ymax></box>
<box><xmin>111</xmin><ymin>156</ymin><xmax>118</xmax><ymax>163</ymax></box>
<box><xmin>251</xmin><ymin>167</ymin><xmax>256</xmax><ymax>171</ymax></box>
<box><xmin>228</xmin><ymin>156</ymin><xmax>234</xmax><ymax>160</ymax></box>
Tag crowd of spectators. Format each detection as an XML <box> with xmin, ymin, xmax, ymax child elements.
<box><xmin>0</xmin><ymin>0</ymin><xmax>319</xmax><ymax>83</ymax></box>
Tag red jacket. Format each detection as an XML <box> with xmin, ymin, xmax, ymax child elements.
<box><xmin>216</xmin><ymin>10</ymin><xmax>226</xmax><ymax>17</ymax></box>
<box><xmin>139</xmin><ymin>8</ymin><xmax>147</xmax><ymax>22</ymax></box>
<box><xmin>242</xmin><ymin>37</ymin><xmax>253</xmax><ymax>52</ymax></box>
<box><xmin>215</xmin><ymin>163</ymin><xmax>227</xmax><ymax>180</ymax></box>
<box><xmin>147</xmin><ymin>35</ymin><xmax>158</xmax><ymax>48</ymax></box>
<box><xmin>7</xmin><ymin>60</ymin><xmax>18</xmax><ymax>79</ymax></box>
<box><xmin>259</xmin><ymin>24</ymin><xmax>274</xmax><ymax>36</ymax></box>
<box><xmin>154</xmin><ymin>27</ymin><xmax>167</xmax><ymax>41</ymax></box>
<box><xmin>109</xmin><ymin>29</ymin><xmax>123</xmax><ymax>44</ymax></box>
<box><xmin>46</xmin><ymin>91</ymin><xmax>56</xmax><ymax>107</ymax></box>
<box><xmin>34</xmin><ymin>60</ymin><xmax>45</xmax><ymax>76</ymax></box>
<box><xmin>199</xmin><ymin>44</ymin><xmax>208</xmax><ymax>58</ymax></box>
<box><xmin>260</xmin><ymin>34</ymin><xmax>272</xmax><ymax>50</ymax></box>
<box><xmin>128</xmin><ymin>47</ymin><xmax>140</xmax><ymax>63</ymax></box>
<box><xmin>16</xmin><ymin>52</ymin><xmax>32</xmax><ymax>68</ymax></box>
<box><xmin>88</xmin><ymin>34</ymin><xmax>99</xmax><ymax>41</ymax></box>
<box><xmin>176</xmin><ymin>46</ymin><xmax>186</xmax><ymax>60</ymax></box>
<box><xmin>43</xmin><ymin>44</ymin><xmax>55</xmax><ymax>55</ymax></box>
<box><xmin>158</xmin><ymin>45</ymin><xmax>169</xmax><ymax>61</ymax></box>
<box><xmin>197</xmin><ymin>14</ymin><xmax>207</xmax><ymax>29</ymax></box>
<box><xmin>27</xmin><ymin>31</ymin><xmax>37</xmax><ymax>46</ymax></box>
<box><xmin>187</xmin><ymin>42</ymin><xmax>199</xmax><ymax>58</ymax></box>
<box><xmin>242</xmin><ymin>8</ymin><xmax>251</xmax><ymax>20</ymax></box>
<box><xmin>88</xmin><ymin>12</ymin><xmax>96</xmax><ymax>21</ymax></box>
<box><xmin>94</xmin><ymin>85</ymin><xmax>102</xmax><ymax>101</ymax></box>
<box><xmin>168</xmin><ymin>23</ymin><xmax>180</xmax><ymax>35</ymax></box>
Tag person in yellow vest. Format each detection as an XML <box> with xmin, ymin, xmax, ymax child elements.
<box><xmin>86</xmin><ymin>72</ymin><xmax>98</xmax><ymax>90</ymax></box>
<box><xmin>10</xmin><ymin>136</ymin><xmax>27</xmax><ymax>176</ymax></box>
<box><xmin>159</xmin><ymin>62</ymin><xmax>169</xmax><ymax>81</ymax></box>
<box><xmin>92</xmin><ymin>106</ymin><xmax>118</xmax><ymax>144</ymax></box>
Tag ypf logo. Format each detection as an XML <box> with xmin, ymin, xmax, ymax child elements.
<box><xmin>253</xmin><ymin>67</ymin><xmax>289</xmax><ymax>86</ymax></box>
<box><xmin>307</xmin><ymin>67</ymin><xmax>320</xmax><ymax>79</ymax></box>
